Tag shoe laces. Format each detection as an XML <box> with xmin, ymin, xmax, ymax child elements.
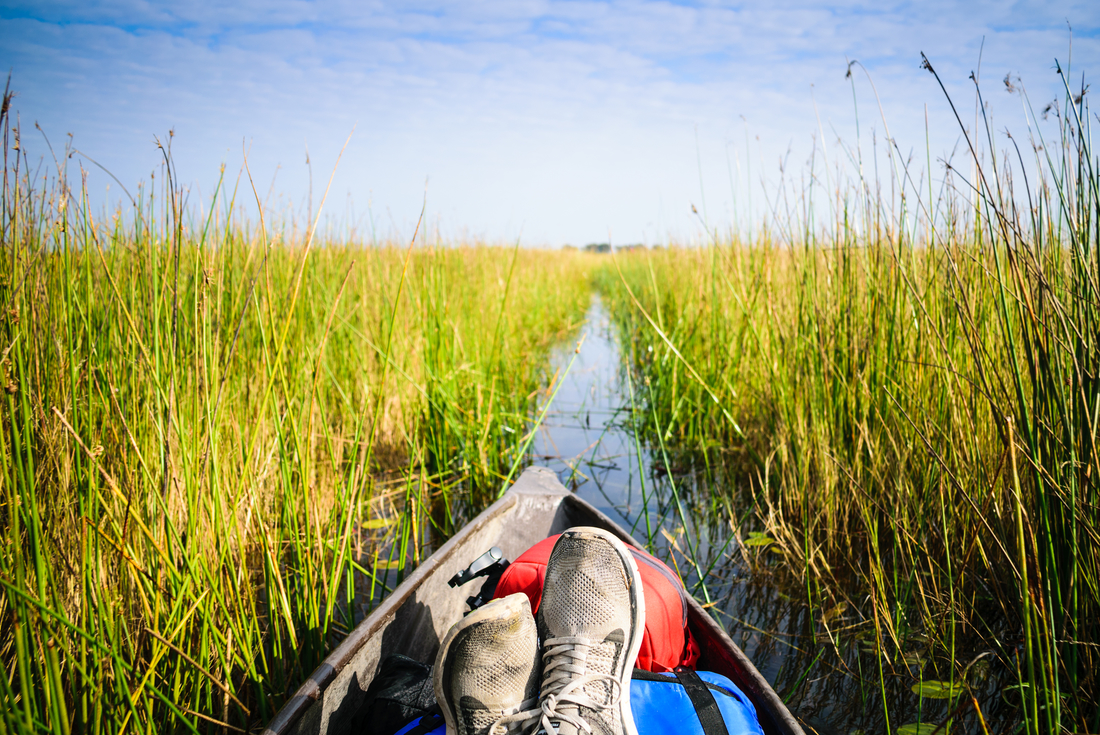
<box><xmin>488</xmin><ymin>696</ymin><xmax>542</xmax><ymax>735</ymax></box>
<box><xmin>531</xmin><ymin>636</ymin><xmax>623</xmax><ymax>735</ymax></box>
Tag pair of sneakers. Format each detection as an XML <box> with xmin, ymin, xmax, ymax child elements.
<box><xmin>433</xmin><ymin>527</ymin><xmax>646</xmax><ymax>735</ymax></box>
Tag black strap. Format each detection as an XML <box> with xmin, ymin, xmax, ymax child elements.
<box><xmin>631</xmin><ymin>669</ymin><xmax>728</xmax><ymax>696</ymax></box>
<box><xmin>405</xmin><ymin>705</ymin><xmax>444</xmax><ymax>735</ymax></box>
<box><xmin>673</xmin><ymin>670</ymin><xmax>730</xmax><ymax>735</ymax></box>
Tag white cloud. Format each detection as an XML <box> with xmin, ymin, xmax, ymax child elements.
<box><xmin>1</xmin><ymin>0</ymin><xmax>1097</xmax><ymax>244</ymax></box>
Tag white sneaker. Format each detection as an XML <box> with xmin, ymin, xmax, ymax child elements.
<box><xmin>534</xmin><ymin>528</ymin><xmax>645</xmax><ymax>735</ymax></box>
<box><xmin>434</xmin><ymin>593</ymin><xmax>542</xmax><ymax>735</ymax></box>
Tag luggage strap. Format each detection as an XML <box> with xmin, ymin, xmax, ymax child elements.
<box><xmin>631</xmin><ymin>669</ymin><xmax>730</xmax><ymax>735</ymax></box>
<box><xmin>674</xmin><ymin>670</ymin><xmax>730</xmax><ymax>735</ymax></box>
<box><xmin>404</xmin><ymin>705</ymin><xmax>443</xmax><ymax>735</ymax></box>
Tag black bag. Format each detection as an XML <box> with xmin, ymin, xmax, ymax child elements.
<box><xmin>358</xmin><ymin>655</ymin><xmax>440</xmax><ymax>734</ymax></box>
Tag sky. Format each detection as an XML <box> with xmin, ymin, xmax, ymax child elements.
<box><xmin>1</xmin><ymin>1</ymin><xmax>1098</xmax><ymax>246</ymax></box>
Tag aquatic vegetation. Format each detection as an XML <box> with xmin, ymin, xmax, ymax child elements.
<box><xmin>910</xmin><ymin>681</ymin><xmax>964</xmax><ymax>700</ymax></box>
<box><xmin>600</xmin><ymin>61</ymin><xmax>1099</xmax><ymax>734</ymax></box>
<box><xmin>0</xmin><ymin>93</ymin><xmax>594</xmax><ymax>732</ymax></box>
<box><xmin>2</xmin><ymin>47</ymin><xmax>1096</xmax><ymax>735</ymax></box>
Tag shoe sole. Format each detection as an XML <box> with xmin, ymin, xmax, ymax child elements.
<box><xmin>545</xmin><ymin>527</ymin><xmax>646</xmax><ymax>735</ymax></box>
<box><xmin>433</xmin><ymin>592</ymin><xmax>534</xmax><ymax>735</ymax></box>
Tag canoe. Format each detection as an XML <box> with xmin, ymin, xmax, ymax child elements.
<box><xmin>263</xmin><ymin>466</ymin><xmax>805</xmax><ymax>735</ymax></box>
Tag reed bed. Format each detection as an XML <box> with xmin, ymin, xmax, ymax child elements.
<box><xmin>601</xmin><ymin>64</ymin><xmax>1099</xmax><ymax>733</ymax></box>
<box><xmin>3</xmin><ymin>53</ymin><xmax>1097</xmax><ymax>735</ymax></box>
<box><xmin>0</xmin><ymin>97</ymin><xmax>595</xmax><ymax>731</ymax></box>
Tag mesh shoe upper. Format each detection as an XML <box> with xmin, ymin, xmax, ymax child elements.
<box><xmin>434</xmin><ymin>593</ymin><xmax>541</xmax><ymax>735</ymax></box>
<box><xmin>535</xmin><ymin>528</ymin><xmax>645</xmax><ymax>735</ymax></box>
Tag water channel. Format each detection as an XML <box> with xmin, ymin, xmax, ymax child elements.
<box><xmin>528</xmin><ymin>296</ymin><xmax>1018</xmax><ymax>735</ymax></box>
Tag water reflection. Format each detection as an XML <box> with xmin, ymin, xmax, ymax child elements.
<box><xmin>532</xmin><ymin>296</ymin><xmax>1018</xmax><ymax>735</ymax></box>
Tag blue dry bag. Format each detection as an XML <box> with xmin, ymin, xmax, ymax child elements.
<box><xmin>393</xmin><ymin>669</ymin><xmax>764</xmax><ymax>735</ymax></box>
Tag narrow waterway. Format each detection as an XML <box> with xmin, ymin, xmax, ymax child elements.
<box><xmin>531</xmin><ymin>295</ymin><xmax>1017</xmax><ymax>735</ymax></box>
<box><xmin>530</xmin><ymin>294</ymin><xmax>655</xmax><ymax>520</ymax></box>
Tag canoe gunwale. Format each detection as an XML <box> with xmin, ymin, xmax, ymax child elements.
<box><xmin>262</xmin><ymin>493</ymin><xmax>520</xmax><ymax>735</ymax></box>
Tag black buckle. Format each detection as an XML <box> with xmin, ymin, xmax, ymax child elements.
<box><xmin>448</xmin><ymin>546</ymin><xmax>510</xmax><ymax>611</ymax></box>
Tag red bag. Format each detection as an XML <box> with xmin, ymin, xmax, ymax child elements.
<box><xmin>493</xmin><ymin>535</ymin><xmax>701</xmax><ymax>672</ymax></box>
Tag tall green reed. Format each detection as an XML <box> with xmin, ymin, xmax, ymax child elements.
<box><xmin>601</xmin><ymin>61</ymin><xmax>1098</xmax><ymax>731</ymax></box>
<box><xmin>0</xmin><ymin>91</ymin><xmax>593</xmax><ymax>732</ymax></box>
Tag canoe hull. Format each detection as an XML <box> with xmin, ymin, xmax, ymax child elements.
<box><xmin>263</xmin><ymin>466</ymin><xmax>803</xmax><ymax>735</ymax></box>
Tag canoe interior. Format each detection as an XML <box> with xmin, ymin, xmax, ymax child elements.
<box><xmin>264</xmin><ymin>466</ymin><xmax>804</xmax><ymax>735</ymax></box>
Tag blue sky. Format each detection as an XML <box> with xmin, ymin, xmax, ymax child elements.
<box><xmin>2</xmin><ymin>1</ymin><xmax>1097</xmax><ymax>245</ymax></box>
